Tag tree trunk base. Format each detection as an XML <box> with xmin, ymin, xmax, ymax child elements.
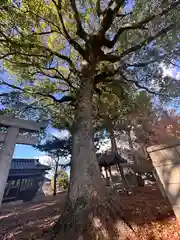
<box><xmin>53</xmin><ymin>192</ymin><xmax>136</xmax><ymax>240</ymax></box>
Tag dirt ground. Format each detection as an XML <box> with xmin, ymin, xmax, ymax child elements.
<box><xmin>0</xmin><ymin>186</ymin><xmax>179</xmax><ymax>240</ymax></box>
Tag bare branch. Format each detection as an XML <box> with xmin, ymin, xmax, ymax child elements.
<box><xmin>125</xmin><ymin>57</ymin><xmax>166</xmax><ymax>68</ymax></box>
<box><xmin>103</xmin><ymin>25</ymin><xmax>148</xmax><ymax>49</ymax></box>
<box><xmin>69</xmin><ymin>0</ymin><xmax>88</xmax><ymax>41</ymax></box>
<box><xmin>103</xmin><ymin>24</ymin><xmax>174</xmax><ymax>62</ymax></box>
<box><xmin>131</xmin><ymin>0</ymin><xmax>180</xmax><ymax>29</ymax></box>
<box><xmin>167</xmin><ymin>60</ymin><xmax>180</xmax><ymax>68</ymax></box>
<box><xmin>103</xmin><ymin>0</ymin><xmax>180</xmax><ymax>48</ymax></box>
<box><xmin>116</xmin><ymin>12</ymin><xmax>133</xmax><ymax>18</ymax></box>
<box><xmin>24</xmin><ymin>10</ymin><xmax>62</xmax><ymax>32</ymax></box>
<box><xmin>120</xmin><ymin>24</ymin><xmax>174</xmax><ymax>58</ymax></box>
<box><xmin>30</xmin><ymin>30</ymin><xmax>57</xmax><ymax>36</ymax></box>
<box><xmin>52</xmin><ymin>0</ymin><xmax>87</xmax><ymax>61</ymax></box>
<box><xmin>96</xmin><ymin>0</ymin><xmax>101</xmax><ymax>16</ymax></box>
<box><xmin>0</xmin><ymin>52</ymin><xmax>18</xmax><ymax>60</ymax></box>
<box><xmin>0</xmin><ymin>80</ymin><xmax>75</xmax><ymax>104</ymax></box>
<box><xmin>0</xmin><ymin>92</ymin><xmax>11</xmax><ymax>97</ymax></box>
<box><xmin>0</xmin><ymin>31</ymin><xmax>78</xmax><ymax>73</ymax></box>
<box><xmin>119</xmin><ymin>70</ymin><xmax>163</xmax><ymax>96</ymax></box>
<box><xmin>98</xmin><ymin>3</ymin><xmax>122</xmax><ymax>38</ymax></box>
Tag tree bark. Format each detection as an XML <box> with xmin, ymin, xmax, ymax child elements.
<box><xmin>54</xmin><ymin>65</ymin><xmax>135</xmax><ymax>240</ymax></box>
<box><xmin>54</xmin><ymin>65</ymin><xmax>104</xmax><ymax>236</ymax></box>
<box><xmin>68</xmin><ymin>65</ymin><xmax>103</xmax><ymax>205</ymax></box>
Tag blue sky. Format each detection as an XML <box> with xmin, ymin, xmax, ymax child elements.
<box><xmin>12</xmin><ymin>128</ymin><xmax>69</xmax><ymax>159</ymax></box>
<box><xmin>13</xmin><ymin>144</ymin><xmax>45</xmax><ymax>158</ymax></box>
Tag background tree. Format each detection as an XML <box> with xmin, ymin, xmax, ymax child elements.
<box><xmin>1</xmin><ymin>1</ymin><xmax>180</xmax><ymax>238</ymax></box>
<box><xmin>51</xmin><ymin>169</ymin><xmax>69</xmax><ymax>193</ymax></box>
<box><xmin>37</xmin><ymin>136</ymin><xmax>71</xmax><ymax>196</ymax></box>
<box><xmin>145</xmin><ymin>108</ymin><xmax>180</xmax><ymax>145</ymax></box>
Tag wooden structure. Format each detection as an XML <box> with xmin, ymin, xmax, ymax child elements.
<box><xmin>98</xmin><ymin>153</ymin><xmax>127</xmax><ymax>186</ymax></box>
<box><xmin>147</xmin><ymin>140</ymin><xmax>180</xmax><ymax>223</ymax></box>
<box><xmin>97</xmin><ymin>152</ymin><xmax>154</xmax><ymax>188</ymax></box>
<box><xmin>3</xmin><ymin>159</ymin><xmax>50</xmax><ymax>203</ymax></box>
<box><xmin>0</xmin><ymin>115</ymin><xmax>46</xmax><ymax>208</ymax></box>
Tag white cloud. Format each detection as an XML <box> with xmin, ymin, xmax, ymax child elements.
<box><xmin>38</xmin><ymin>155</ymin><xmax>70</xmax><ymax>179</ymax></box>
<box><xmin>38</xmin><ymin>155</ymin><xmax>51</xmax><ymax>165</ymax></box>
<box><xmin>160</xmin><ymin>62</ymin><xmax>180</xmax><ymax>79</ymax></box>
<box><xmin>50</xmin><ymin>128</ymin><xmax>69</xmax><ymax>139</ymax></box>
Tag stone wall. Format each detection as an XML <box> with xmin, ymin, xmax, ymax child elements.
<box><xmin>147</xmin><ymin>140</ymin><xmax>180</xmax><ymax>222</ymax></box>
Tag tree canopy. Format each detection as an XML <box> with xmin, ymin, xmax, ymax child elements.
<box><xmin>1</xmin><ymin>1</ymin><xmax>180</xmax><ymax>239</ymax></box>
<box><xmin>0</xmin><ymin>0</ymin><xmax>180</xmax><ymax>109</ymax></box>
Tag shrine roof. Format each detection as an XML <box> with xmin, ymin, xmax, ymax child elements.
<box><xmin>11</xmin><ymin>159</ymin><xmax>50</xmax><ymax>171</ymax></box>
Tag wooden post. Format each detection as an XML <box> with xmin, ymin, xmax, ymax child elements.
<box><xmin>108</xmin><ymin>167</ymin><xmax>113</xmax><ymax>187</ymax></box>
<box><xmin>0</xmin><ymin>127</ymin><xmax>19</xmax><ymax>209</ymax></box>
<box><xmin>118</xmin><ymin>163</ymin><xmax>129</xmax><ymax>190</ymax></box>
<box><xmin>104</xmin><ymin>167</ymin><xmax>110</xmax><ymax>186</ymax></box>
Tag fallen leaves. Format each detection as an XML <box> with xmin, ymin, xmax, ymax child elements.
<box><xmin>0</xmin><ymin>186</ymin><xmax>179</xmax><ymax>239</ymax></box>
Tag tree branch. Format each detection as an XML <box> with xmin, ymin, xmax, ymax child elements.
<box><xmin>132</xmin><ymin>0</ymin><xmax>180</xmax><ymax>28</ymax></box>
<box><xmin>96</xmin><ymin>0</ymin><xmax>101</xmax><ymax>16</ymax></box>
<box><xmin>103</xmin><ymin>24</ymin><xmax>174</xmax><ymax>62</ymax></box>
<box><xmin>94</xmin><ymin>55</ymin><xmax>166</xmax><ymax>84</ymax></box>
<box><xmin>52</xmin><ymin>0</ymin><xmax>87</xmax><ymax>61</ymax></box>
<box><xmin>69</xmin><ymin>0</ymin><xmax>88</xmax><ymax>41</ymax></box>
<box><xmin>0</xmin><ymin>52</ymin><xmax>18</xmax><ymax>60</ymax></box>
<box><xmin>0</xmin><ymin>51</ymin><xmax>48</xmax><ymax>60</ymax></box>
<box><xmin>119</xmin><ymin>70</ymin><xmax>164</xmax><ymax>95</ymax></box>
<box><xmin>103</xmin><ymin>0</ymin><xmax>180</xmax><ymax>48</ymax></box>
<box><xmin>116</xmin><ymin>12</ymin><xmax>133</xmax><ymax>18</ymax></box>
<box><xmin>125</xmin><ymin>57</ymin><xmax>166</xmax><ymax>68</ymax></box>
<box><xmin>0</xmin><ymin>31</ymin><xmax>78</xmax><ymax>73</ymax></box>
<box><xmin>23</xmin><ymin>9</ymin><xmax>62</xmax><ymax>32</ymax></box>
<box><xmin>44</xmin><ymin>67</ymin><xmax>77</xmax><ymax>89</ymax></box>
<box><xmin>103</xmin><ymin>25</ymin><xmax>148</xmax><ymax>49</ymax></box>
<box><xmin>0</xmin><ymin>80</ymin><xmax>75</xmax><ymax>104</ymax></box>
<box><xmin>120</xmin><ymin>24</ymin><xmax>174</xmax><ymax>58</ymax></box>
<box><xmin>30</xmin><ymin>30</ymin><xmax>57</xmax><ymax>36</ymax></box>
<box><xmin>98</xmin><ymin>1</ymin><xmax>125</xmax><ymax>40</ymax></box>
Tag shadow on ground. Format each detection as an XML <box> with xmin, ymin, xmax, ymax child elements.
<box><xmin>0</xmin><ymin>186</ymin><xmax>179</xmax><ymax>240</ymax></box>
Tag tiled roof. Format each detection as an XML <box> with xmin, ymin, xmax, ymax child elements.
<box><xmin>98</xmin><ymin>153</ymin><xmax>127</xmax><ymax>167</ymax></box>
<box><xmin>11</xmin><ymin>159</ymin><xmax>50</xmax><ymax>170</ymax></box>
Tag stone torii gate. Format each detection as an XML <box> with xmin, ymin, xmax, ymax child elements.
<box><xmin>0</xmin><ymin>115</ymin><xmax>46</xmax><ymax>208</ymax></box>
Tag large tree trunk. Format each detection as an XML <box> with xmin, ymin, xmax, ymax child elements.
<box><xmin>54</xmin><ymin>65</ymin><xmax>136</xmax><ymax>240</ymax></box>
<box><xmin>68</xmin><ymin>67</ymin><xmax>103</xmax><ymax>204</ymax></box>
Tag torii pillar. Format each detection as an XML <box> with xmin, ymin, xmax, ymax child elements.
<box><xmin>0</xmin><ymin>115</ymin><xmax>46</xmax><ymax>208</ymax></box>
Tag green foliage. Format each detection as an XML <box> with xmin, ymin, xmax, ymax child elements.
<box><xmin>51</xmin><ymin>169</ymin><xmax>69</xmax><ymax>191</ymax></box>
<box><xmin>0</xmin><ymin>0</ymin><xmax>180</xmax><ymax>144</ymax></box>
<box><xmin>37</xmin><ymin>136</ymin><xmax>71</xmax><ymax>161</ymax></box>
